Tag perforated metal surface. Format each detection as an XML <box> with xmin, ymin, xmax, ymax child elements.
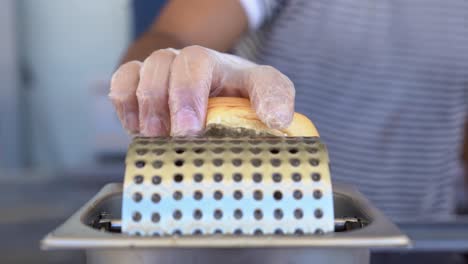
<box><xmin>122</xmin><ymin>137</ymin><xmax>334</xmax><ymax>236</ymax></box>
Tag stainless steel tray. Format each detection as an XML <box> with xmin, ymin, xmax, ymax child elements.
<box><xmin>41</xmin><ymin>183</ymin><xmax>409</xmax><ymax>264</ymax></box>
<box><xmin>42</xmin><ymin>182</ymin><xmax>409</xmax><ymax>249</ymax></box>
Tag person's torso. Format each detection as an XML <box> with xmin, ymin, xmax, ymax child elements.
<box><xmin>236</xmin><ymin>0</ymin><xmax>468</xmax><ymax>221</ymax></box>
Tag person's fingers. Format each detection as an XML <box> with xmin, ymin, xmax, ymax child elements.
<box><xmin>111</xmin><ymin>47</ymin><xmax>293</xmax><ymax>137</ymax></box>
<box><xmin>168</xmin><ymin>45</ymin><xmax>295</xmax><ymax>135</ymax></box>
<box><xmin>168</xmin><ymin>46</ymin><xmax>217</xmax><ymax>136</ymax></box>
<box><xmin>109</xmin><ymin>61</ymin><xmax>141</xmax><ymax>133</ymax></box>
<box><xmin>136</xmin><ymin>49</ymin><xmax>177</xmax><ymax>136</ymax></box>
<box><xmin>246</xmin><ymin>65</ymin><xmax>295</xmax><ymax>129</ymax></box>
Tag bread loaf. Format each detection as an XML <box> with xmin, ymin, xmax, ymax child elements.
<box><xmin>205</xmin><ymin>97</ymin><xmax>319</xmax><ymax>137</ymax></box>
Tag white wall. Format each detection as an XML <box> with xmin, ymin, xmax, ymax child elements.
<box><xmin>19</xmin><ymin>0</ymin><xmax>131</xmax><ymax>168</ymax></box>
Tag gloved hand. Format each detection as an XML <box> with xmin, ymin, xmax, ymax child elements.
<box><xmin>109</xmin><ymin>45</ymin><xmax>295</xmax><ymax>136</ymax></box>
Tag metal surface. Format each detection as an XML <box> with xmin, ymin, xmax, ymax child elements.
<box><xmin>41</xmin><ymin>183</ymin><xmax>409</xmax><ymax>264</ymax></box>
<box><xmin>41</xmin><ymin>183</ymin><xmax>409</xmax><ymax>249</ymax></box>
<box><xmin>85</xmin><ymin>248</ymin><xmax>370</xmax><ymax>264</ymax></box>
<box><xmin>92</xmin><ymin>217</ymin><xmax>367</xmax><ymax>233</ymax></box>
<box><xmin>41</xmin><ymin>136</ymin><xmax>411</xmax><ymax>264</ymax></box>
<box><xmin>122</xmin><ymin>137</ymin><xmax>334</xmax><ymax>236</ymax></box>
<box><xmin>389</xmin><ymin>221</ymin><xmax>468</xmax><ymax>252</ymax></box>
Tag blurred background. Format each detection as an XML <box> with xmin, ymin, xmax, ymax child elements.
<box><xmin>0</xmin><ymin>0</ymin><xmax>165</xmax><ymax>263</ymax></box>
<box><xmin>0</xmin><ymin>0</ymin><xmax>467</xmax><ymax>263</ymax></box>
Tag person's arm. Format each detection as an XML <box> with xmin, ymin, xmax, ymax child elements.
<box><xmin>121</xmin><ymin>0</ymin><xmax>248</xmax><ymax>63</ymax></box>
<box><xmin>110</xmin><ymin>0</ymin><xmax>295</xmax><ymax>137</ymax></box>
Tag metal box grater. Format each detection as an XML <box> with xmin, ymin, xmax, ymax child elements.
<box><xmin>42</xmin><ymin>137</ymin><xmax>410</xmax><ymax>264</ymax></box>
<box><xmin>122</xmin><ymin>137</ymin><xmax>335</xmax><ymax>236</ymax></box>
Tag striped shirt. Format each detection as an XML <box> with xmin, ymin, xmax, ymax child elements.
<box><xmin>235</xmin><ymin>0</ymin><xmax>468</xmax><ymax>222</ymax></box>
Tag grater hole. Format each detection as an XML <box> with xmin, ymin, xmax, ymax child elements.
<box><xmin>251</xmin><ymin>158</ymin><xmax>262</xmax><ymax>167</ymax></box>
<box><xmin>294</xmin><ymin>208</ymin><xmax>304</xmax><ymax>219</ymax></box>
<box><xmin>248</xmin><ymin>140</ymin><xmax>261</xmax><ymax>145</ymax></box>
<box><xmin>289</xmin><ymin>158</ymin><xmax>301</xmax><ymax>167</ymax></box>
<box><xmin>234</xmin><ymin>229</ymin><xmax>243</xmax><ymax>235</ymax></box>
<box><xmin>213</xmin><ymin>173</ymin><xmax>223</xmax><ymax>182</ymax></box>
<box><xmin>138</xmin><ymin>140</ymin><xmax>149</xmax><ymax>145</ymax></box>
<box><xmin>174</xmin><ymin>159</ymin><xmax>184</xmax><ymax>167</ymax></box>
<box><xmin>174</xmin><ymin>173</ymin><xmax>184</xmax><ymax>183</ymax></box>
<box><xmin>194</xmin><ymin>191</ymin><xmax>203</xmax><ymax>200</ymax></box>
<box><xmin>266</xmin><ymin>139</ymin><xmax>279</xmax><ymax>145</ymax></box>
<box><xmin>212</xmin><ymin>140</ymin><xmax>224</xmax><ymax>145</ymax></box>
<box><xmin>152</xmin><ymin>149</ymin><xmax>165</xmax><ymax>155</ymax></box>
<box><xmin>272</xmin><ymin>173</ymin><xmax>282</xmax><ymax>182</ymax></box>
<box><xmin>134</xmin><ymin>175</ymin><xmax>144</xmax><ymax>184</ymax></box>
<box><xmin>174</xmin><ymin>139</ymin><xmax>188</xmax><ymax>144</ymax></box>
<box><xmin>253</xmin><ymin>190</ymin><xmax>263</xmax><ymax>201</ymax></box>
<box><xmin>309</xmin><ymin>159</ymin><xmax>319</xmax><ymax>166</ymax></box>
<box><xmin>274</xmin><ymin>229</ymin><xmax>284</xmax><ymax>235</ymax></box>
<box><xmin>273</xmin><ymin>191</ymin><xmax>283</xmax><ymax>201</ymax></box>
<box><xmin>252</xmin><ymin>173</ymin><xmax>262</xmax><ymax>183</ymax></box>
<box><xmin>234</xmin><ymin>209</ymin><xmax>243</xmax><ymax>219</ymax></box>
<box><xmin>152</xmin><ymin>160</ymin><xmax>163</xmax><ymax>169</ymax></box>
<box><xmin>254</xmin><ymin>229</ymin><xmax>263</xmax><ymax>235</ymax></box>
<box><xmin>249</xmin><ymin>148</ymin><xmax>262</xmax><ymax>154</ymax></box>
<box><xmin>269</xmin><ymin>148</ymin><xmax>280</xmax><ymax>154</ymax></box>
<box><xmin>314</xmin><ymin>209</ymin><xmax>324</xmax><ymax>219</ymax></box>
<box><xmin>193</xmin><ymin>173</ymin><xmax>203</xmax><ymax>182</ymax></box>
<box><xmin>134</xmin><ymin>232</ymin><xmax>142</xmax><ymax>236</ymax></box>
<box><xmin>151</xmin><ymin>212</ymin><xmax>160</xmax><ymax>223</ymax></box>
<box><xmin>230</xmin><ymin>147</ymin><xmax>243</xmax><ymax>153</ymax></box>
<box><xmin>153</xmin><ymin>140</ymin><xmax>165</xmax><ymax>145</ymax></box>
<box><xmin>313</xmin><ymin>189</ymin><xmax>323</xmax><ymax>199</ymax></box>
<box><xmin>152</xmin><ymin>175</ymin><xmax>162</xmax><ymax>185</ymax></box>
<box><xmin>294</xmin><ymin>229</ymin><xmax>304</xmax><ymax>235</ymax></box>
<box><xmin>288</xmin><ymin>148</ymin><xmax>299</xmax><ymax>154</ymax></box>
<box><xmin>214</xmin><ymin>209</ymin><xmax>223</xmax><ymax>220</ymax></box>
<box><xmin>213</xmin><ymin>159</ymin><xmax>224</xmax><ymax>167</ymax></box>
<box><xmin>132</xmin><ymin>212</ymin><xmax>142</xmax><ymax>222</ymax></box>
<box><xmin>270</xmin><ymin>159</ymin><xmax>281</xmax><ymax>167</ymax></box>
<box><xmin>136</xmin><ymin>149</ymin><xmax>148</xmax><ymax>155</ymax></box>
<box><xmin>193</xmin><ymin>159</ymin><xmax>204</xmax><ymax>167</ymax></box>
<box><xmin>286</xmin><ymin>139</ymin><xmax>297</xmax><ymax>145</ymax></box>
<box><xmin>292</xmin><ymin>173</ymin><xmax>302</xmax><ymax>182</ymax></box>
<box><xmin>293</xmin><ymin>190</ymin><xmax>303</xmax><ymax>200</ymax></box>
<box><xmin>306</xmin><ymin>147</ymin><xmax>318</xmax><ymax>154</ymax></box>
<box><xmin>135</xmin><ymin>161</ymin><xmax>146</xmax><ymax>168</ymax></box>
<box><xmin>173</xmin><ymin>210</ymin><xmax>182</xmax><ymax>220</ymax></box>
<box><xmin>132</xmin><ymin>192</ymin><xmax>142</xmax><ymax>202</ymax></box>
<box><xmin>172</xmin><ymin>230</ymin><xmax>182</xmax><ymax>236</ymax></box>
<box><xmin>233</xmin><ymin>173</ymin><xmax>242</xmax><ymax>182</ymax></box>
<box><xmin>214</xmin><ymin>190</ymin><xmax>223</xmax><ymax>200</ymax></box>
<box><xmin>274</xmin><ymin>209</ymin><xmax>283</xmax><ymax>220</ymax></box>
<box><xmin>193</xmin><ymin>209</ymin><xmax>203</xmax><ymax>220</ymax></box>
<box><xmin>194</xmin><ymin>140</ymin><xmax>206</xmax><ymax>145</ymax></box>
<box><xmin>212</xmin><ymin>147</ymin><xmax>225</xmax><ymax>154</ymax></box>
<box><xmin>151</xmin><ymin>193</ymin><xmax>161</xmax><ymax>203</ymax></box>
<box><xmin>232</xmin><ymin>159</ymin><xmax>242</xmax><ymax>167</ymax></box>
<box><xmin>315</xmin><ymin>228</ymin><xmax>325</xmax><ymax>235</ymax></box>
<box><xmin>153</xmin><ymin>232</ymin><xmax>160</xmax><ymax>237</ymax></box>
<box><xmin>305</xmin><ymin>139</ymin><xmax>317</xmax><ymax>145</ymax></box>
<box><xmin>254</xmin><ymin>209</ymin><xmax>263</xmax><ymax>220</ymax></box>
<box><xmin>175</xmin><ymin>148</ymin><xmax>186</xmax><ymax>154</ymax></box>
<box><xmin>193</xmin><ymin>229</ymin><xmax>203</xmax><ymax>235</ymax></box>
<box><xmin>311</xmin><ymin>173</ymin><xmax>321</xmax><ymax>182</ymax></box>
<box><xmin>193</xmin><ymin>147</ymin><xmax>205</xmax><ymax>154</ymax></box>
<box><xmin>233</xmin><ymin>190</ymin><xmax>243</xmax><ymax>200</ymax></box>
<box><xmin>173</xmin><ymin>191</ymin><xmax>183</xmax><ymax>200</ymax></box>
<box><xmin>214</xmin><ymin>229</ymin><xmax>223</xmax><ymax>234</ymax></box>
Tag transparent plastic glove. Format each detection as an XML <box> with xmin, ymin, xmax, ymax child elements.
<box><xmin>109</xmin><ymin>45</ymin><xmax>295</xmax><ymax>137</ymax></box>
